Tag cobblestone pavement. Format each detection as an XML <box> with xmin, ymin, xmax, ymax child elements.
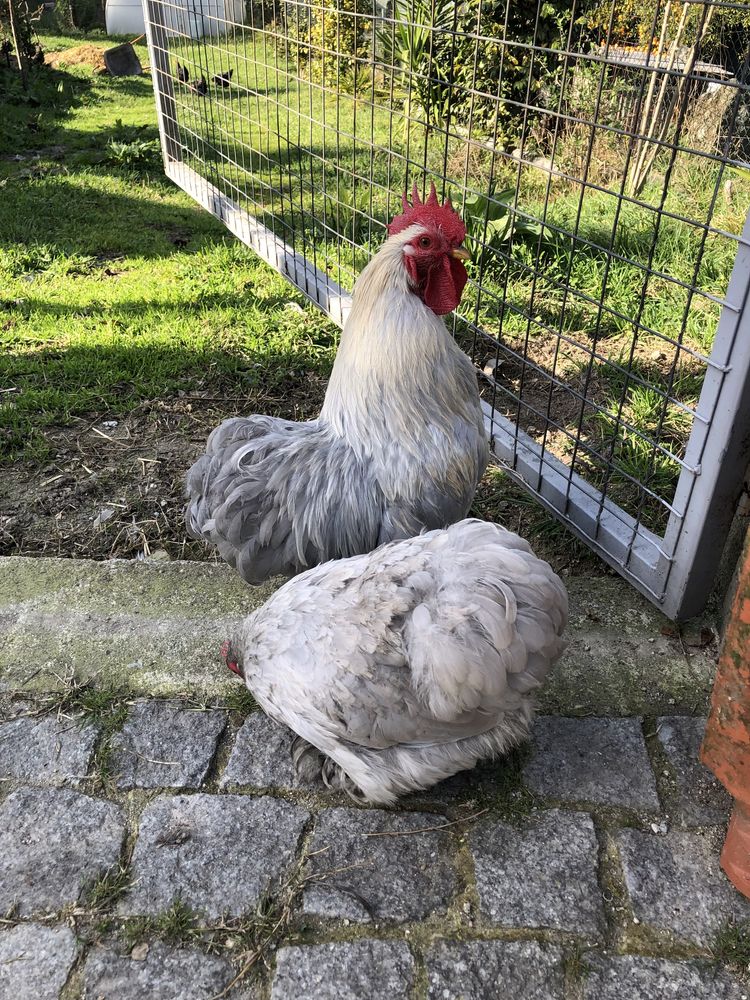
<box><xmin>0</xmin><ymin>696</ymin><xmax>745</xmax><ymax>1000</ymax></box>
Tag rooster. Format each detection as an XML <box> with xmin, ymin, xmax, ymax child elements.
<box><xmin>186</xmin><ymin>185</ymin><xmax>488</xmax><ymax>584</ymax></box>
<box><xmin>221</xmin><ymin>519</ymin><xmax>568</xmax><ymax>804</ymax></box>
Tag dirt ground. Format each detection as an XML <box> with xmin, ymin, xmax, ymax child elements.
<box><xmin>1</xmin><ymin>398</ymin><xmax>220</xmax><ymax>564</ymax></box>
<box><xmin>44</xmin><ymin>45</ymin><xmax>109</xmax><ymax>75</ymax></box>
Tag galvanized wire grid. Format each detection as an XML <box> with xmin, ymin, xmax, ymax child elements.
<box><xmin>144</xmin><ymin>0</ymin><xmax>750</xmax><ymax>617</ymax></box>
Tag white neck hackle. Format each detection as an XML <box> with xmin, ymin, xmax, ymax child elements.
<box><xmin>319</xmin><ymin>225</ymin><xmax>480</xmax><ymax>480</ymax></box>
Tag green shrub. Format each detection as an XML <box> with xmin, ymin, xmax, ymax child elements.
<box><xmin>0</xmin><ymin>0</ymin><xmax>36</xmax><ymax>70</ymax></box>
<box><xmin>36</xmin><ymin>0</ymin><xmax>75</xmax><ymax>32</ymax></box>
<box><xmin>380</xmin><ymin>0</ymin><xmax>571</xmax><ymax>142</ymax></box>
<box><xmin>453</xmin><ymin>0</ymin><xmax>572</xmax><ymax>140</ymax></box>
<box><xmin>379</xmin><ymin>0</ymin><xmax>454</xmax><ymax>129</ymax></box>
<box><xmin>284</xmin><ymin>0</ymin><xmax>373</xmax><ymax>85</ymax></box>
<box><xmin>105</xmin><ymin>138</ymin><xmax>162</xmax><ymax>170</ymax></box>
<box><xmin>450</xmin><ymin>184</ymin><xmax>546</xmax><ymax>269</ymax></box>
<box><xmin>246</xmin><ymin>0</ymin><xmax>278</xmax><ymax>28</ymax></box>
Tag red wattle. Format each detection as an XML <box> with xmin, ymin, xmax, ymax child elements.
<box><xmin>422</xmin><ymin>256</ymin><xmax>467</xmax><ymax>316</ymax></box>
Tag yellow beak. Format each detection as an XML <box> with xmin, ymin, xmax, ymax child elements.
<box><xmin>451</xmin><ymin>246</ymin><xmax>471</xmax><ymax>261</ymax></box>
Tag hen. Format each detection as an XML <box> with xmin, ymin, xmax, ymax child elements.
<box><xmin>222</xmin><ymin>518</ymin><xmax>568</xmax><ymax>804</ymax></box>
<box><xmin>213</xmin><ymin>68</ymin><xmax>234</xmax><ymax>87</ymax></box>
<box><xmin>186</xmin><ymin>185</ymin><xmax>488</xmax><ymax>584</ymax></box>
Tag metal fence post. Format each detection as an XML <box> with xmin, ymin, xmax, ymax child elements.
<box><xmin>143</xmin><ymin>0</ymin><xmax>182</xmax><ymax>163</ymax></box>
<box><xmin>662</xmin><ymin>212</ymin><xmax>750</xmax><ymax>620</ymax></box>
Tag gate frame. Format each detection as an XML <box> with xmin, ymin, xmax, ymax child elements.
<box><xmin>142</xmin><ymin>11</ymin><xmax>750</xmax><ymax>620</ymax></box>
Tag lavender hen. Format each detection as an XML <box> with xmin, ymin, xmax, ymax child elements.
<box><xmin>222</xmin><ymin>518</ymin><xmax>568</xmax><ymax>804</ymax></box>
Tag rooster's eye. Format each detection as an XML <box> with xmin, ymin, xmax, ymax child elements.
<box><xmin>419</xmin><ymin>236</ymin><xmax>432</xmax><ymax>248</ymax></box>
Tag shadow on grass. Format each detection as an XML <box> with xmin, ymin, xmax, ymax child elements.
<box><xmin>0</xmin><ymin>63</ymin><xmax>94</xmax><ymax>156</ymax></box>
<box><xmin>0</xmin><ymin>173</ymin><xmax>228</xmax><ymax>260</ymax></box>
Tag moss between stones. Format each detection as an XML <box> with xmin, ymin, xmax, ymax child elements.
<box><xmin>86</xmin><ymin>864</ymin><xmax>132</xmax><ymax>913</ymax></box>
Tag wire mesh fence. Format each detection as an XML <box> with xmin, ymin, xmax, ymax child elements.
<box><xmin>144</xmin><ymin>0</ymin><xmax>750</xmax><ymax>618</ymax></box>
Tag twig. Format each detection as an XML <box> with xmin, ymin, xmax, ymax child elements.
<box><xmin>209</xmin><ymin>928</ymin><xmax>276</xmax><ymax>999</ymax></box>
<box><xmin>208</xmin><ymin>857</ymin><xmax>368</xmax><ymax>1000</ymax></box>
<box><xmin>361</xmin><ymin>808</ymin><xmax>489</xmax><ymax>837</ymax></box>
<box><xmin>75</xmin><ymin>415</ymin><xmax>105</xmax><ymax>451</ymax></box>
<box><xmin>90</xmin><ymin>427</ymin><xmax>126</xmax><ymax>446</ymax></box>
<box><xmin>176</xmin><ymin>394</ymin><xmax>255</xmax><ymax>403</ymax></box>
<box><xmin>676</xmin><ymin>626</ymin><xmax>690</xmax><ymax>664</ymax></box>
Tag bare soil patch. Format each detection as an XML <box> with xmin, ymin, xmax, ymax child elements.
<box><xmin>1</xmin><ymin>399</ymin><xmax>216</xmax><ymax>563</ymax></box>
<box><xmin>45</xmin><ymin>45</ymin><xmax>108</xmax><ymax>75</ymax></box>
<box><xmin>0</xmin><ymin>366</ymin><xmax>330</xmax><ymax>565</ymax></box>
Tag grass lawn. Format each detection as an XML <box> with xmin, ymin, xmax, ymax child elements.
<box><xmin>1</xmin><ymin>32</ymin><xmax>599</xmax><ymax>571</ymax></box>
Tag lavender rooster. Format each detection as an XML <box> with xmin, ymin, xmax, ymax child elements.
<box><xmin>185</xmin><ymin>185</ymin><xmax>488</xmax><ymax>584</ymax></box>
<box><xmin>222</xmin><ymin>519</ymin><xmax>568</xmax><ymax>804</ymax></box>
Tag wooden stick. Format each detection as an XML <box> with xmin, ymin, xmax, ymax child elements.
<box><xmin>6</xmin><ymin>0</ymin><xmax>28</xmax><ymax>89</ymax></box>
<box><xmin>630</xmin><ymin>1</ymin><xmax>673</xmax><ymax>191</ymax></box>
<box><xmin>631</xmin><ymin>2</ymin><xmax>690</xmax><ymax>195</ymax></box>
<box><xmin>633</xmin><ymin>2</ymin><xmax>714</xmax><ymax>195</ymax></box>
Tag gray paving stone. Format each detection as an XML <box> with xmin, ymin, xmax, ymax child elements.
<box><xmin>470</xmin><ymin>809</ymin><xmax>605</xmax><ymax>937</ymax></box>
<box><xmin>523</xmin><ymin>717</ymin><xmax>660</xmax><ymax>811</ymax></box>
<box><xmin>0</xmin><ymin>698</ymin><xmax>36</xmax><ymax>720</ymax></box>
<box><xmin>220</xmin><ymin>713</ymin><xmax>309</xmax><ymax>789</ymax></box>
<box><xmin>426</xmin><ymin>940</ymin><xmax>566</xmax><ymax>1000</ymax></box>
<box><xmin>657</xmin><ymin>716</ymin><xmax>732</xmax><ymax>826</ymax></box>
<box><xmin>0</xmin><ymin>787</ymin><xmax>125</xmax><ymax>916</ymax></box>
<box><xmin>302</xmin><ymin>807</ymin><xmax>457</xmax><ymax>923</ymax></box>
<box><xmin>0</xmin><ymin>715</ymin><xmax>98</xmax><ymax>786</ymax></box>
<box><xmin>111</xmin><ymin>701</ymin><xmax>227</xmax><ymax>790</ymax></box>
<box><xmin>582</xmin><ymin>954</ymin><xmax>747</xmax><ymax>999</ymax></box>
<box><xmin>271</xmin><ymin>941</ymin><xmax>415</xmax><ymax>1000</ymax></box>
<box><xmin>0</xmin><ymin>923</ymin><xmax>78</xmax><ymax>1000</ymax></box>
<box><xmin>83</xmin><ymin>941</ymin><xmax>249</xmax><ymax>1000</ymax></box>
<box><xmin>119</xmin><ymin>794</ymin><xmax>309</xmax><ymax>919</ymax></box>
<box><xmin>617</xmin><ymin>827</ymin><xmax>750</xmax><ymax>947</ymax></box>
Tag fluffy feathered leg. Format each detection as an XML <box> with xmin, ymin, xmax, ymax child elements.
<box><xmin>321</xmin><ymin>756</ymin><xmax>368</xmax><ymax>803</ymax></box>
<box><xmin>291</xmin><ymin>735</ymin><xmax>325</xmax><ymax>783</ymax></box>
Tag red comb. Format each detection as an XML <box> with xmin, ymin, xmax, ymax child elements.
<box><xmin>388</xmin><ymin>182</ymin><xmax>466</xmax><ymax>244</ymax></box>
<box><xmin>220</xmin><ymin>640</ymin><xmax>230</xmax><ymax>661</ymax></box>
